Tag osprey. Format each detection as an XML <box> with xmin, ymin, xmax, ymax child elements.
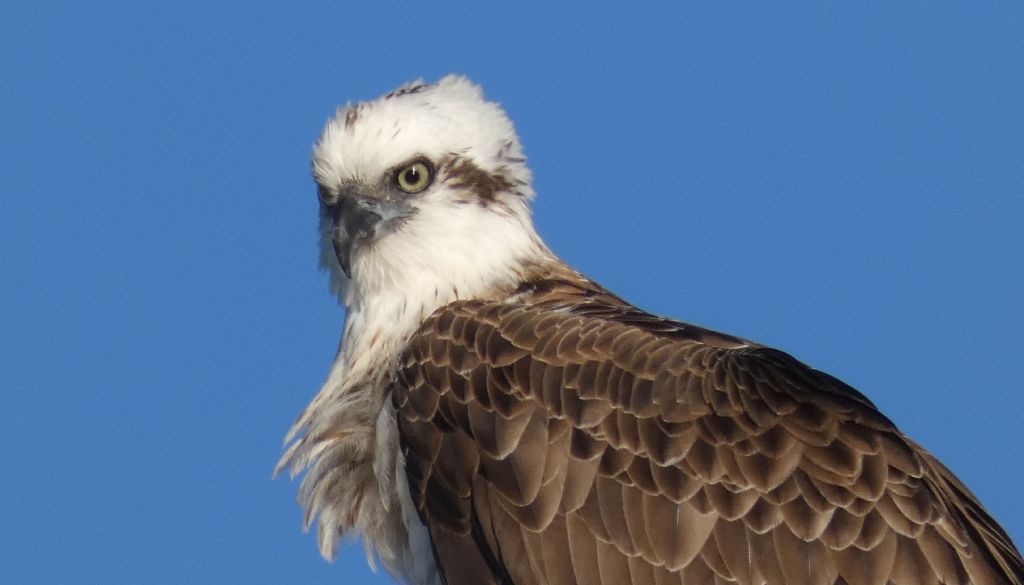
<box><xmin>278</xmin><ymin>76</ymin><xmax>1023</xmax><ymax>585</ymax></box>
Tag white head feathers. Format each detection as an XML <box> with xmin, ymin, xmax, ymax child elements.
<box><xmin>311</xmin><ymin>75</ymin><xmax>549</xmax><ymax>309</ymax></box>
<box><xmin>313</xmin><ymin>75</ymin><xmax>533</xmax><ymax>197</ymax></box>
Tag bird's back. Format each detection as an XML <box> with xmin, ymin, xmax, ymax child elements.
<box><xmin>394</xmin><ymin>270</ymin><xmax>1024</xmax><ymax>585</ymax></box>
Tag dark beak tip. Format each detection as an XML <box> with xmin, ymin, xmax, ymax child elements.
<box><xmin>333</xmin><ymin>233</ymin><xmax>353</xmax><ymax>278</ymax></box>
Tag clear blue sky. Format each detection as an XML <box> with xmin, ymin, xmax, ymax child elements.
<box><xmin>2</xmin><ymin>3</ymin><xmax>1022</xmax><ymax>584</ymax></box>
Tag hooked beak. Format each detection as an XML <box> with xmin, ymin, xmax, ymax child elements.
<box><xmin>331</xmin><ymin>191</ymin><xmax>409</xmax><ymax>278</ymax></box>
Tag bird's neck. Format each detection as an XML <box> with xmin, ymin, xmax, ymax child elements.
<box><xmin>337</xmin><ymin>233</ymin><xmax>557</xmax><ymax>378</ymax></box>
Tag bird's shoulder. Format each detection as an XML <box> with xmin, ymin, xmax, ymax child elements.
<box><xmin>397</xmin><ymin>273</ymin><xmax>888</xmax><ymax>432</ymax></box>
<box><xmin>392</xmin><ymin>273</ymin><xmax>1023</xmax><ymax>585</ymax></box>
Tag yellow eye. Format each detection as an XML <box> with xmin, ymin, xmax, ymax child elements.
<box><xmin>396</xmin><ymin>161</ymin><xmax>432</xmax><ymax>194</ymax></box>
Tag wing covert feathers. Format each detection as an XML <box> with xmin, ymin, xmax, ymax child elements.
<box><xmin>394</xmin><ymin>277</ymin><xmax>1023</xmax><ymax>585</ymax></box>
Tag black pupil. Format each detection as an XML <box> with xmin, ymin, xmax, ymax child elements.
<box><xmin>404</xmin><ymin>167</ymin><xmax>421</xmax><ymax>185</ymax></box>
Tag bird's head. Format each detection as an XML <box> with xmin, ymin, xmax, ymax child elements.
<box><xmin>312</xmin><ymin>75</ymin><xmax>548</xmax><ymax>307</ymax></box>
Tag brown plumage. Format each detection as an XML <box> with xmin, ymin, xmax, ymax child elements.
<box><xmin>284</xmin><ymin>75</ymin><xmax>1022</xmax><ymax>585</ymax></box>
<box><xmin>393</xmin><ymin>265</ymin><xmax>1024</xmax><ymax>585</ymax></box>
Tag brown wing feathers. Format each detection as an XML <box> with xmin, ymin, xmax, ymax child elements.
<box><xmin>394</xmin><ymin>281</ymin><xmax>1023</xmax><ymax>585</ymax></box>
